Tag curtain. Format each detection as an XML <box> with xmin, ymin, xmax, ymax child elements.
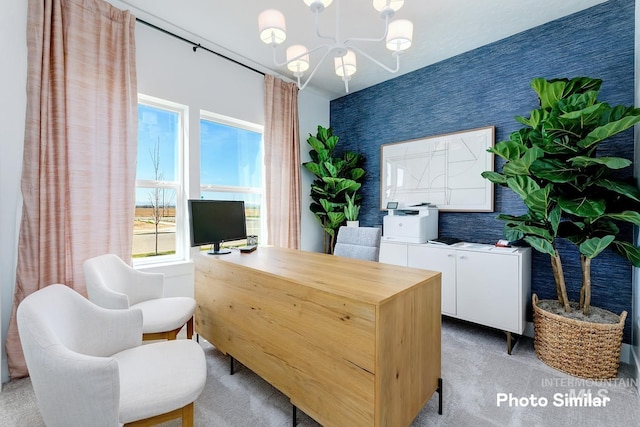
<box><xmin>263</xmin><ymin>75</ymin><xmax>302</xmax><ymax>249</ymax></box>
<box><xmin>6</xmin><ymin>0</ymin><xmax>138</xmax><ymax>379</ymax></box>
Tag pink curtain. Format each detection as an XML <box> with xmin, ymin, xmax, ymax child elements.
<box><xmin>263</xmin><ymin>75</ymin><xmax>302</xmax><ymax>249</ymax></box>
<box><xmin>6</xmin><ymin>0</ymin><xmax>138</xmax><ymax>379</ymax></box>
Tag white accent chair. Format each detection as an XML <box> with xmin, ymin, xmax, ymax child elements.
<box><xmin>83</xmin><ymin>254</ymin><xmax>195</xmax><ymax>341</ymax></box>
<box><xmin>17</xmin><ymin>284</ymin><xmax>207</xmax><ymax>427</ymax></box>
<box><xmin>333</xmin><ymin>226</ymin><xmax>382</xmax><ymax>262</ymax></box>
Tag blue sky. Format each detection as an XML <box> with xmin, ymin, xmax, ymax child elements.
<box><xmin>136</xmin><ymin>104</ymin><xmax>262</xmax><ymax>206</ymax></box>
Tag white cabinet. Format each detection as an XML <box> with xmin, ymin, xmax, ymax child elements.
<box><xmin>408</xmin><ymin>245</ymin><xmax>457</xmax><ymax>316</ymax></box>
<box><xmin>380</xmin><ymin>241</ymin><xmax>531</xmax><ymax>350</ymax></box>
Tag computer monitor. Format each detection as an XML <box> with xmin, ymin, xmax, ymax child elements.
<box><xmin>188</xmin><ymin>199</ymin><xmax>247</xmax><ymax>255</ymax></box>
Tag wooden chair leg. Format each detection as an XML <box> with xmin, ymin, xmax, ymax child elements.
<box><xmin>182</xmin><ymin>402</ymin><xmax>194</xmax><ymax>427</ymax></box>
<box><xmin>187</xmin><ymin>316</ymin><xmax>194</xmax><ymax>339</ymax></box>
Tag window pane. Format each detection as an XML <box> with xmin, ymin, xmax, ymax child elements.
<box><xmin>200</xmin><ymin>191</ymin><xmax>262</xmax><ymax>243</ymax></box>
<box><xmin>133</xmin><ymin>187</ymin><xmax>176</xmax><ymax>258</ymax></box>
<box><xmin>137</xmin><ymin>104</ymin><xmax>178</xmax><ymax>181</ymax></box>
<box><xmin>200</xmin><ymin>120</ymin><xmax>262</xmax><ymax>187</ymax></box>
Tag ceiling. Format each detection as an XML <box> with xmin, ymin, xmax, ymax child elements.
<box><xmin>113</xmin><ymin>0</ymin><xmax>606</xmax><ymax>100</ymax></box>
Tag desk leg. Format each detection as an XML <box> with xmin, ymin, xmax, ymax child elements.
<box><xmin>437</xmin><ymin>378</ymin><xmax>443</xmax><ymax>415</ymax></box>
<box><xmin>292</xmin><ymin>404</ymin><xmax>297</xmax><ymax>427</ymax></box>
<box><xmin>230</xmin><ymin>355</ymin><xmax>235</xmax><ymax>375</ymax></box>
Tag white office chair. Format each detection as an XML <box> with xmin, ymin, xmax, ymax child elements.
<box><xmin>83</xmin><ymin>254</ymin><xmax>195</xmax><ymax>341</ymax></box>
<box><xmin>17</xmin><ymin>284</ymin><xmax>206</xmax><ymax>427</ymax></box>
<box><xmin>333</xmin><ymin>226</ymin><xmax>382</xmax><ymax>261</ymax></box>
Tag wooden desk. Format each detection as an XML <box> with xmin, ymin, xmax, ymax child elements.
<box><xmin>195</xmin><ymin>247</ymin><xmax>441</xmax><ymax>427</ymax></box>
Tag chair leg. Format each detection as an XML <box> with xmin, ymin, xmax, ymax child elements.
<box><xmin>187</xmin><ymin>316</ymin><xmax>194</xmax><ymax>339</ymax></box>
<box><xmin>182</xmin><ymin>402</ymin><xmax>194</xmax><ymax>427</ymax></box>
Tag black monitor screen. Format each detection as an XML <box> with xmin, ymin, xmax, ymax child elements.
<box><xmin>188</xmin><ymin>199</ymin><xmax>247</xmax><ymax>255</ymax></box>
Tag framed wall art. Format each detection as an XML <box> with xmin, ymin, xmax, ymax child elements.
<box><xmin>380</xmin><ymin>126</ymin><xmax>495</xmax><ymax>212</ymax></box>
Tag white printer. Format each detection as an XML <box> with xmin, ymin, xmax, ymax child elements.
<box><xmin>382</xmin><ymin>205</ymin><xmax>438</xmax><ymax>244</ymax></box>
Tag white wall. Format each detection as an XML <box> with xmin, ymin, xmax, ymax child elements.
<box><xmin>0</xmin><ymin>1</ymin><xmax>329</xmax><ymax>385</ymax></box>
<box><xmin>0</xmin><ymin>0</ymin><xmax>28</xmax><ymax>387</ymax></box>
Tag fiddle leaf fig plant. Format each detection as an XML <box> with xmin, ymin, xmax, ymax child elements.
<box><xmin>482</xmin><ymin>76</ymin><xmax>640</xmax><ymax>315</ymax></box>
<box><xmin>303</xmin><ymin>126</ymin><xmax>365</xmax><ymax>253</ymax></box>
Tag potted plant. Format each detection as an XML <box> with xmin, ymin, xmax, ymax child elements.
<box><xmin>482</xmin><ymin>76</ymin><xmax>640</xmax><ymax>379</ymax></box>
<box><xmin>344</xmin><ymin>192</ymin><xmax>361</xmax><ymax>227</ymax></box>
<box><xmin>303</xmin><ymin>126</ymin><xmax>365</xmax><ymax>253</ymax></box>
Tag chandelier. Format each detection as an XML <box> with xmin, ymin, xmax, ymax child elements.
<box><xmin>258</xmin><ymin>0</ymin><xmax>414</xmax><ymax>93</ymax></box>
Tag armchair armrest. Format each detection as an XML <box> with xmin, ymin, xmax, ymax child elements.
<box><xmin>128</xmin><ymin>269</ymin><xmax>164</xmax><ymax>305</ymax></box>
<box><xmin>27</xmin><ymin>345</ymin><xmax>122</xmax><ymax>427</ymax></box>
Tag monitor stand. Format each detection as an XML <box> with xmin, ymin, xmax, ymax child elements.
<box><xmin>207</xmin><ymin>242</ymin><xmax>231</xmax><ymax>255</ymax></box>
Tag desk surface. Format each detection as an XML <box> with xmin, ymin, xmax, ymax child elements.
<box><xmin>203</xmin><ymin>246</ymin><xmax>439</xmax><ymax>304</ymax></box>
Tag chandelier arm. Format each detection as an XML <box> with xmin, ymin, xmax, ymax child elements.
<box><xmin>350</xmin><ymin>45</ymin><xmax>401</xmax><ymax>73</ymax></box>
<box><xmin>343</xmin><ymin>14</ymin><xmax>389</xmax><ymax>44</ymax></box>
<box><xmin>314</xmin><ymin>9</ymin><xmax>337</xmax><ymax>42</ymax></box>
<box><xmin>296</xmin><ymin>48</ymin><xmax>334</xmax><ymax>91</ymax></box>
<box><xmin>271</xmin><ymin>44</ymin><xmax>331</xmax><ymax>68</ymax></box>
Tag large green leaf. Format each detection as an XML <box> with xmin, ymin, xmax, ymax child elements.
<box><xmin>532</xmin><ymin>78</ymin><xmax>566</xmax><ymax>110</ymax></box>
<box><xmin>325</xmin><ymin>135</ymin><xmax>339</xmax><ymax>152</ymax></box>
<box><xmin>506</xmin><ymin>176</ymin><xmax>540</xmax><ymax>200</ymax></box>
<box><xmin>481</xmin><ymin>171</ymin><xmax>507</xmax><ymax>184</ymax></box>
<box><xmin>349</xmin><ymin>167</ymin><xmax>366</xmax><ymax>181</ymax></box>
<box><xmin>524</xmin><ymin>185</ymin><xmax>552</xmax><ymax>215</ymax></box>
<box><xmin>595</xmin><ymin>179</ymin><xmax>640</xmax><ymax>202</ymax></box>
<box><xmin>569</xmin><ymin>156</ymin><xmax>632</xmax><ymax>169</ymax></box>
<box><xmin>303</xmin><ymin>162</ymin><xmax>326</xmax><ymax>178</ymax></box>
<box><xmin>578</xmin><ymin>115</ymin><xmax>640</xmax><ymax>148</ymax></box>
<box><xmin>559</xmin><ymin>100</ymin><xmax>603</xmax><ymax>123</ymax></box>
<box><xmin>326</xmin><ymin>211</ymin><xmax>346</xmax><ymax>228</ymax></box>
<box><xmin>306</xmin><ymin>136</ymin><xmax>326</xmax><ymax>155</ymax></box>
<box><xmin>489</xmin><ymin>141</ymin><xmax>528</xmax><ymax>161</ymax></box>
<box><xmin>579</xmin><ymin>235</ymin><xmax>615</xmax><ymax>259</ymax></box>
<box><xmin>558</xmin><ymin>196</ymin><xmax>606</xmax><ymax>218</ymax></box>
<box><xmin>524</xmin><ymin>236</ymin><xmax>556</xmax><ymax>257</ymax></box>
<box><xmin>612</xmin><ymin>241</ymin><xmax>640</xmax><ymax>267</ymax></box>
<box><xmin>605</xmin><ymin>211</ymin><xmax>640</xmax><ymax>226</ymax></box>
<box><xmin>529</xmin><ymin>158</ymin><xmax>578</xmax><ymax>182</ymax></box>
<box><xmin>324</xmin><ymin>162</ymin><xmax>338</xmax><ymax>177</ymax></box>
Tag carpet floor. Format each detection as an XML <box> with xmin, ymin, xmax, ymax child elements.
<box><xmin>1</xmin><ymin>317</ymin><xmax>638</xmax><ymax>426</ymax></box>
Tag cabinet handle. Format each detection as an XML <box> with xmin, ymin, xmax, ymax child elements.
<box><xmin>459</xmin><ymin>255</ymin><xmax>467</xmax><ymax>259</ymax></box>
<box><xmin>447</xmin><ymin>254</ymin><xmax>454</xmax><ymax>258</ymax></box>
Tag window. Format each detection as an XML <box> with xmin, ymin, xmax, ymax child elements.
<box><xmin>199</xmin><ymin>112</ymin><xmax>264</xmax><ymax>249</ymax></box>
<box><xmin>133</xmin><ymin>95</ymin><xmax>186</xmax><ymax>262</ymax></box>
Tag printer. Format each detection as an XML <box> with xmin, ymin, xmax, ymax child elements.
<box><xmin>382</xmin><ymin>204</ymin><xmax>438</xmax><ymax>244</ymax></box>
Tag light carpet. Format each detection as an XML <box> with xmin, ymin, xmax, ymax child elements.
<box><xmin>1</xmin><ymin>317</ymin><xmax>638</xmax><ymax>426</ymax></box>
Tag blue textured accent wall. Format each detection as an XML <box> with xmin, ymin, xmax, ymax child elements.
<box><xmin>329</xmin><ymin>0</ymin><xmax>635</xmax><ymax>341</ymax></box>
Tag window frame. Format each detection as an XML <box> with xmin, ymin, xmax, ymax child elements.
<box><xmin>133</xmin><ymin>94</ymin><xmax>188</xmax><ymax>266</ymax></box>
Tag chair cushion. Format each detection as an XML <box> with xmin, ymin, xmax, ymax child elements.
<box><xmin>114</xmin><ymin>339</ymin><xmax>206</xmax><ymax>423</ymax></box>
<box><xmin>131</xmin><ymin>297</ymin><xmax>196</xmax><ymax>334</ymax></box>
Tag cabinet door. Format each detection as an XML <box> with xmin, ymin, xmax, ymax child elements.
<box><xmin>407</xmin><ymin>246</ymin><xmax>456</xmax><ymax>316</ymax></box>
<box><xmin>455</xmin><ymin>251</ymin><xmax>520</xmax><ymax>333</ymax></box>
<box><xmin>379</xmin><ymin>242</ymin><xmax>408</xmax><ymax>266</ymax></box>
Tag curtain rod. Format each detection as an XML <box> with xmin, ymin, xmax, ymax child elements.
<box><xmin>135</xmin><ymin>18</ymin><xmax>265</xmax><ymax>77</ymax></box>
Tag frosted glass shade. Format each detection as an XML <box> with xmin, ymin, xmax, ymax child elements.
<box><xmin>335</xmin><ymin>50</ymin><xmax>357</xmax><ymax>77</ymax></box>
<box><xmin>258</xmin><ymin>9</ymin><xmax>286</xmax><ymax>45</ymax></box>
<box><xmin>303</xmin><ymin>0</ymin><xmax>334</xmax><ymax>10</ymax></box>
<box><xmin>386</xmin><ymin>19</ymin><xmax>413</xmax><ymax>51</ymax></box>
<box><xmin>373</xmin><ymin>0</ymin><xmax>404</xmax><ymax>13</ymax></box>
<box><xmin>286</xmin><ymin>45</ymin><xmax>310</xmax><ymax>73</ymax></box>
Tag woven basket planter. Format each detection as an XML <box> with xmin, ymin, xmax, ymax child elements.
<box><xmin>532</xmin><ymin>294</ymin><xmax>626</xmax><ymax>380</ymax></box>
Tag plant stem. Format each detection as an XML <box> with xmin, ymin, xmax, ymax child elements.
<box><xmin>580</xmin><ymin>255</ymin><xmax>592</xmax><ymax>315</ymax></box>
<box><xmin>551</xmin><ymin>250</ymin><xmax>571</xmax><ymax>313</ymax></box>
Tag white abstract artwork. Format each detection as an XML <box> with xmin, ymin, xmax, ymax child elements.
<box><xmin>380</xmin><ymin>126</ymin><xmax>495</xmax><ymax>212</ymax></box>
